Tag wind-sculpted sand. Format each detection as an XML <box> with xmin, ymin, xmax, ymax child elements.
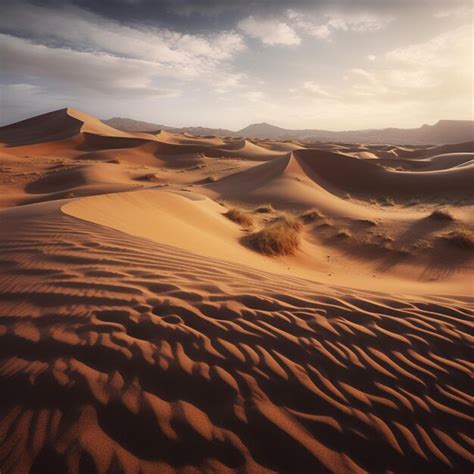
<box><xmin>0</xmin><ymin>109</ymin><xmax>473</xmax><ymax>473</ymax></box>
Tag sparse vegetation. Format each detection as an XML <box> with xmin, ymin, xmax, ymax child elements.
<box><xmin>140</xmin><ymin>172</ymin><xmax>160</xmax><ymax>181</ymax></box>
<box><xmin>335</xmin><ymin>230</ymin><xmax>351</xmax><ymax>239</ymax></box>
<box><xmin>429</xmin><ymin>209</ymin><xmax>455</xmax><ymax>221</ymax></box>
<box><xmin>225</xmin><ymin>207</ymin><xmax>254</xmax><ymax>229</ymax></box>
<box><xmin>442</xmin><ymin>229</ymin><xmax>474</xmax><ymax>250</ymax></box>
<box><xmin>378</xmin><ymin>196</ymin><xmax>395</xmax><ymax>206</ymax></box>
<box><xmin>405</xmin><ymin>198</ymin><xmax>420</xmax><ymax>207</ymax></box>
<box><xmin>300</xmin><ymin>208</ymin><xmax>324</xmax><ymax>223</ymax></box>
<box><xmin>246</xmin><ymin>213</ymin><xmax>303</xmax><ymax>256</ymax></box>
<box><xmin>354</xmin><ymin>218</ymin><xmax>377</xmax><ymax>227</ymax></box>
<box><xmin>254</xmin><ymin>204</ymin><xmax>274</xmax><ymax>214</ymax></box>
<box><xmin>270</xmin><ymin>214</ymin><xmax>303</xmax><ymax>231</ymax></box>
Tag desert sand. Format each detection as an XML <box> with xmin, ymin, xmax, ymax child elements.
<box><xmin>0</xmin><ymin>108</ymin><xmax>473</xmax><ymax>473</ymax></box>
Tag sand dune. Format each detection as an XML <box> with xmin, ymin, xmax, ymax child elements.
<box><xmin>0</xmin><ymin>108</ymin><xmax>473</xmax><ymax>473</ymax></box>
<box><xmin>0</xmin><ymin>196</ymin><xmax>472</xmax><ymax>473</ymax></box>
<box><xmin>201</xmin><ymin>149</ymin><xmax>473</xmax><ymax>213</ymax></box>
<box><xmin>0</xmin><ymin>108</ymin><xmax>154</xmax><ymax>147</ymax></box>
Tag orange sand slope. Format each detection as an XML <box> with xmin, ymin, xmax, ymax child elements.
<box><xmin>0</xmin><ymin>109</ymin><xmax>473</xmax><ymax>473</ymax></box>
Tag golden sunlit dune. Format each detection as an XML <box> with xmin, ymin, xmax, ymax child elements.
<box><xmin>0</xmin><ymin>109</ymin><xmax>473</xmax><ymax>473</ymax></box>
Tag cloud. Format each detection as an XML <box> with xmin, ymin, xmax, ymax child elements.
<box><xmin>434</xmin><ymin>4</ymin><xmax>474</xmax><ymax>18</ymax></box>
<box><xmin>238</xmin><ymin>16</ymin><xmax>300</xmax><ymax>45</ymax></box>
<box><xmin>350</xmin><ymin>68</ymin><xmax>378</xmax><ymax>85</ymax></box>
<box><xmin>0</xmin><ymin>1</ymin><xmax>245</xmax><ymax>84</ymax></box>
<box><xmin>386</xmin><ymin>24</ymin><xmax>471</xmax><ymax>67</ymax></box>
<box><xmin>1</xmin><ymin>34</ymin><xmax>184</xmax><ymax>97</ymax></box>
<box><xmin>302</xmin><ymin>82</ymin><xmax>337</xmax><ymax>99</ymax></box>
<box><xmin>355</xmin><ymin>25</ymin><xmax>471</xmax><ymax>104</ymax></box>
<box><xmin>287</xmin><ymin>10</ymin><xmax>393</xmax><ymax>40</ymax></box>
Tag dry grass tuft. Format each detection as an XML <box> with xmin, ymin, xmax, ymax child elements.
<box><xmin>246</xmin><ymin>214</ymin><xmax>303</xmax><ymax>256</ymax></box>
<box><xmin>442</xmin><ymin>229</ymin><xmax>474</xmax><ymax>250</ymax></box>
<box><xmin>140</xmin><ymin>172</ymin><xmax>160</xmax><ymax>181</ymax></box>
<box><xmin>405</xmin><ymin>197</ymin><xmax>420</xmax><ymax>207</ymax></box>
<box><xmin>378</xmin><ymin>196</ymin><xmax>395</xmax><ymax>206</ymax></box>
<box><xmin>225</xmin><ymin>207</ymin><xmax>254</xmax><ymax>229</ymax></box>
<box><xmin>300</xmin><ymin>208</ymin><xmax>324</xmax><ymax>223</ymax></box>
<box><xmin>354</xmin><ymin>218</ymin><xmax>377</xmax><ymax>227</ymax></box>
<box><xmin>335</xmin><ymin>230</ymin><xmax>351</xmax><ymax>239</ymax></box>
<box><xmin>429</xmin><ymin>209</ymin><xmax>455</xmax><ymax>221</ymax></box>
<box><xmin>254</xmin><ymin>204</ymin><xmax>274</xmax><ymax>214</ymax></box>
<box><xmin>270</xmin><ymin>214</ymin><xmax>303</xmax><ymax>231</ymax></box>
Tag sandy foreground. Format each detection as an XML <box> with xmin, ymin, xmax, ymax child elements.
<box><xmin>0</xmin><ymin>108</ymin><xmax>473</xmax><ymax>473</ymax></box>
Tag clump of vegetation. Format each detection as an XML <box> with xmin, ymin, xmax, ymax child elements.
<box><xmin>442</xmin><ymin>229</ymin><xmax>474</xmax><ymax>250</ymax></box>
<box><xmin>270</xmin><ymin>214</ymin><xmax>303</xmax><ymax>231</ymax></box>
<box><xmin>335</xmin><ymin>230</ymin><xmax>351</xmax><ymax>239</ymax></box>
<box><xmin>300</xmin><ymin>208</ymin><xmax>324</xmax><ymax>223</ymax></box>
<box><xmin>246</xmin><ymin>214</ymin><xmax>303</xmax><ymax>256</ymax></box>
<box><xmin>225</xmin><ymin>207</ymin><xmax>254</xmax><ymax>229</ymax></box>
<box><xmin>405</xmin><ymin>197</ymin><xmax>420</xmax><ymax>207</ymax></box>
<box><xmin>378</xmin><ymin>196</ymin><xmax>395</xmax><ymax>206</ymax></box>
<box><xmin>354</xmin><ymin>218</ymin><xmax>377</xmax><ymax>227</ymax></box>
<box><xmin>140</xmin><ymin>172</ymin><xmax>160</xmax><ymax>181</ymax></box>
<box><xmin>254</xmin><ymin>204</ymin><xmax>274</xmax><ymax>214</ymax></box>
<box><xmin>429</xmin><ymin>209</ymin><xmax>455</xmax><ymax>221</ymax></box>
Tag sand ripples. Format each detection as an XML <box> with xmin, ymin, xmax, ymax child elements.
<box><xmin>0</xmin><ymin>206</ymin><xmax>473</xmax><ymax>473</ymax></box>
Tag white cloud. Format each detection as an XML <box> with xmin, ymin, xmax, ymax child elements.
<box><xmin>0</xmin><ymin>1</ymin><xmax>245</xmax><ymax>83</ymax></box>
<box><xmin>302</xmin><ymin>82</ymin><xmax>337</xmax><ymax>99</ymax></box>
<box><xmin>350</xmin><ymin>68</ymin><xmax>378</xmax><ymax>85</ymax></box>
<box><xmin>386</xmin><ymin>25</ymin><xmax>471</xmax><ymax>67</ymax></box>
<box><xmin>289</xmin><ymin>23</ymin><xmax>472</xmax><ymax>126</ymax></box>
<box><xmin>1</xmin><ymin>34</ymin><xmax>181</xmax><ymax>97</ymax></box>
<box><xmin>367</xmin><ymin>54</ymin><xmax>376</xmax><ymax>61</ymax></box>
<box><xmin>287</xmin><ymin>10</ymin><xmax>393</xmax><ymax>40</ymax></box>
<box><xmin>238</xmin><ymin>16</ymin><xmax>300</xmax><ymax>45</ymax></box>
<box><xmin>434</xmin><ymin>5</ymin><xmax>474</xmax><ymax>18</ymax></box>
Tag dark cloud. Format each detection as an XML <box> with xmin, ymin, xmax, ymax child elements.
<box><xmin>26</xmin><ymin>0</ymin><xmax>433</xmax><ymax>33</ymax></box>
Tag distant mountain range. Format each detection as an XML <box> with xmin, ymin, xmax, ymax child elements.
<box><xmin>103</xmin><ymin>117</ymin><xmax>473</xmax><ymax>145</ymax></box>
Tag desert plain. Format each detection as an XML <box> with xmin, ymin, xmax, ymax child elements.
<box><xmin>0</xmin><ymin>108</ymin><xmax>473</xmax><ymax>473</ymax></box>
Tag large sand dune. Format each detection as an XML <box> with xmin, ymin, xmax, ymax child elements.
<box><xmin>0</xmin><ymin>109</ymin><xmax>473</xmax><ymax>473</ymax></box>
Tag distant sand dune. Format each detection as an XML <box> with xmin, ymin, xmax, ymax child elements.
<box><xmin>202</xmin><ymin>149</ymin><xmax>473</xmax><ymax>209</ymax></box>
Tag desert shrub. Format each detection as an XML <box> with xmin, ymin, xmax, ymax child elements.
<box><xmin>378</xmin><ymin>196</ymin><xmax>395</xmax><ymax>206</ymax></box>
<box><xmin>354</xmin><ymin>218</ymin><xmax>377</xmax><ymax>227</ymax></box>
<box><xmin>301</xmin><ymin>208</ymin><xmax>324</xmax><ymax>223</ymax></box>
<box><xmin>246</xmin><ymin>214</ymin><xmax>303</xmax><ymax>256</ymax></box>
<box><xmin>442</xmin><ymin>229</ymin><xmax>474</xmax><ymax>250</ymax></box>
<box><xmin>254</xmin><ymin>204</ymin><xmax>274</xmax><ymax>214</ymax></box>
<box><xmin>140</xmin><ymin>172</ymin><xmax>159</xmax><ymax>181</ymax></box>
<box><xmin>405</xmin><ymin>197</ymin><xmax>420</xmax><ymax>207</ymax></box>
<box><xmin>225</xmin><ymin>207</ymin><xmax>254</xmax><ymax>229</ymax></box>
<box><xmin>206</xmin><ymin>175</ymin><xmax>218</xmax><ymax>183</ymax></box>
<box><xmin>269</xmin><ymin>214</ymin><xmax>303</xmax><ymax>231</ymax></box>
<box><xmin>429</xmin><ymin>209</ymin><xmax>455</xmax><ymax>221</ymax></box>
<box><xmin>335</xmin><ymin>230</ymin><xmax>351</xmax><ymax>239</ymax></box>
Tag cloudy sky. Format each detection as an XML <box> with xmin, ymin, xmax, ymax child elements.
<box><xmin>1</xmin><ymin>0</ymin><xmax>473</xmax><ymax>130</ymax></box>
